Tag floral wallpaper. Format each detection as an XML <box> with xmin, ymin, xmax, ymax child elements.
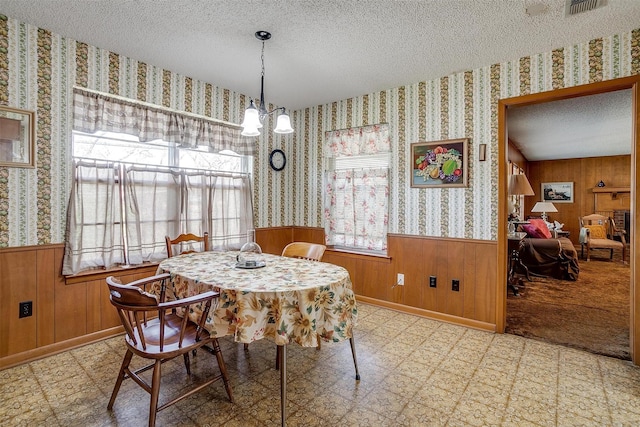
<box><xmin>0</xmin><ymin>13</ymin><xmax>638</xmax><ymax>247</ymax></box>
<box><xmin>288</xmin><ymin>29</ymin><xmax>640</xmax><ymax>241</ymax></box>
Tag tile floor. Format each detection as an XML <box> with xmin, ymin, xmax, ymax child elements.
<box><xmin>2</xmin><ymin>302</ymin><xmax>640</xmax><ymax>426</ymax></box>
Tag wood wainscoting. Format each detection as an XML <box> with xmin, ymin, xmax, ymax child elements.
<box><xmin>0</xmin><ymin>244</ymin><xmax>158</xmax><ymax>369</ymax></box>
<box><xmin>259</xmin><ymin>228</ymin><xmax>498</xmax><ymax>331</ymax></box>
<box><xmin>1</xmin><ymin>228</ymin><xmax>497</xmax><ymax>369</ymax></box>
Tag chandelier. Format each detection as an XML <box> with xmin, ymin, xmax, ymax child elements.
<box><xmin>240</xmin><ymin>31</ymin><xmax>294</xmax><ymax>137</ymax></box>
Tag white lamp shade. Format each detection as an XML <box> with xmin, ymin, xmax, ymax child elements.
<box><xmin>273</xmin><ymin>111</ymin><xmax>294</xmax><ymax>134</ymax></box>
<box><xmin>240</xmin><ymin>103</ymin><xmax>262</xmax><ymax>131</ymax></box>
<box><xmin>531</xmin><ymin>201</ymin><xmax>558</xmax><ymax>213</ymax></box>
<box><xmin>240</xmin><ymin>124</ymin><xmax>260</xmax><ymax>137</ymax></box>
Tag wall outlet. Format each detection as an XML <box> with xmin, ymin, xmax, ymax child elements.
<box><xmin>19</xmin><ymin>301</ymin><xmax>33</xmax><ymax>318</ymax></box>
<box><xmin>397</xmin><ymin>273</ymin><xmax>405</xmax><ymax>286</ymax></box>
<box><xmin>452</xmin><ymin>279</ymin><xmax>460</xmax><ymax>292</ymax></box>
<box><xmin>429</xmin><ymin>276</ymin><xmax>437</xmax><ymax>288</ymax></box>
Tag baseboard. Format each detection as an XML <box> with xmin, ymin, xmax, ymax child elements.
<box><xmin>356</xmin><ymin>295</ymin><xmax>497</xmax><ymax>333</ymax></box>
<box><xmin>0</xmin><ymin>326</ymin><xmax>124</xmax><ymax>371</ymax></box>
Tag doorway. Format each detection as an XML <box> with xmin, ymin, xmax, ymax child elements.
<box><xmin>497</xmin><ymin>76</ymin><xmax>640</xmax><ymax>365</ymax></box>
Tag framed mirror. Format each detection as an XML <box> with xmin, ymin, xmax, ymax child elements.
<box><xmin>0</xmin><ymin>106</ymin><xmax>35</xmax><ymax>168</ymax></box>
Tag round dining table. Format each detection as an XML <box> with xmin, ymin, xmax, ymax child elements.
<box><xmin>157</xmin><ymin>250</ymin><xmax>360</xmax><ymax>426</ymax></box>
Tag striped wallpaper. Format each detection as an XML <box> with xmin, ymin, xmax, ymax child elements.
<box><xmin>0</xmin><ymin>14</ymin><xmax>638</xmax><ymax>247</ymax></box>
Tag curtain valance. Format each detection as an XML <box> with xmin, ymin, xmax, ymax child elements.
<box><xmin>72</xmin><ymin>88</ymin><xmax>256</xmax><ymax>155</ymax></box>
<box><xmin>324</xmin><ymin>123</ymin><xmax>390</xmax><ymax>157</ymax></box>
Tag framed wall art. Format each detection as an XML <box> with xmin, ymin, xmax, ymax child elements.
<box><xmin>410</xmin><ymin>138</ymin><xmax>468</xmax><ymax>188</ymax></box>
<box><xmin>541</xmin><ymin>181</ymin><xmax>573</xmax><ymax>203</ymax></box>
<box><xmin>0</xmin><ymin>106</ymin><xmax>35</xmax><ymax>168</ymax></box>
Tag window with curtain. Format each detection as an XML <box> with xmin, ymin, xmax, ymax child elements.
<box><xmin>323</xmin><ymin>124</ymin><xmax>390</xmax><ymax>252</ymax></box>
<box><xmin>63</xmin><ymin>88</ymin><xmax>254</xmax><ymax>275</ymax></box>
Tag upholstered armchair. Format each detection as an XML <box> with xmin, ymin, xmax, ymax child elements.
<box><xmin>579</xmin><ymin>214</ymin><xmax>626</xmax><ymax>263</ymax></box>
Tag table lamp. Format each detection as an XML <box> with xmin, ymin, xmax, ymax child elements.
<box><xmin>508</xmin><ymin>174</ymin><xmax>535</xmax><ymax>219</ymax></box>
<box><xmin>531</xmin><ymin>201</ymin><xmax>558</xmax><ymax>222</ymax></box>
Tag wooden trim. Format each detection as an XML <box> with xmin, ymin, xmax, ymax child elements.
<box><xmin>0</xmin><ymin>326</ymin><xmax>124</xmax><ymax>370</ymax></box>
<box><xmin>0</xmin><ymin>242</ymin><xmax>62</xmax><ymax>253</ymax></box>
<box><xmin>387</xmin><ymin>233</ymin><xmax>492</xmax><ymax>245</ymax></box>
<box><xmin>592</xmin><ymin>187</ymin><xmax>630</xmax><ymax>193</ymax></box>
<box><xmin>499</xmin><ymin>75</ymin><xmax>640</xmax><ymax>365</ymax></box>
<box><xmin>357</xmin><ymin>295</ymin><xmax>496</xmax><ymax>332</ymax></box>
<box><xmin>65</xmin><ymin>263</ymin><xmax>159</xmax><ymax>285</ymax></box>
<box><xmin>325</xmin><ymin>248</ymin><xmax>392</xmax><ymax>262</ymax></box>
<box><xmin>632</xmin><ymin>79</ymin><xmax>639</xmax><ymax>363</ymax></box>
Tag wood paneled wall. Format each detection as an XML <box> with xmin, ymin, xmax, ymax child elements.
<box><xmin>0</xmin><ymin>245</ymin><xmax>158</xmax><ymax>369</ymax></box>
<box><xmin>278</xmin><ymin>229</ymin><xmax>497</xmax><ymax>330</ymax></box>
<box><xmin>525</xmin><ymin>155</ymin><xmax>631</xmax><ymax>244</ymax></box>
<box><xmin>1</xmin><ymin>228</ymin><xmax>497</xmax><ymax>369</ymax></box>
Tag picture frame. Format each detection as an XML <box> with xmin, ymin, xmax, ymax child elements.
<box><xmin>0</xmin><ymin>106</ymin><xmax>35</xmax><ymax>168</ymax></box>
<box><xmin>410</xmin><ymin>138</ymin><xmax>468</xmax><ymax>188</ymax></box>
<box><xmin>541</xmin><ymin>181</ymin><xmax>574</xmax><ymax>203</ymax></box>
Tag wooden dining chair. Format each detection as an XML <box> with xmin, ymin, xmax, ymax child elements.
<box><xmin>165</xmin><ymin>231</ymin><xmax>210</xmax><ymax>258</ymax></box>
<box><xmin>281</xmin><ymin>241</ymin><xmax>326</xmax><ymax>261</ymax></box>
<box><xmin>106</xmin><ymin>273</ymin><xmax>233</xmax><ymax>427</ymax></box>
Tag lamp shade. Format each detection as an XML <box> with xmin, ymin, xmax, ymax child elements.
<box><xmin>240</xmin><ymin>124</ymin><xmax>260</xmax><ymax>137</ymax></box>
<box><xmin>531</xmin><ymin>201</ymin><xmax>558</xmax><ymax>213</ymax></box>
<box><xmin>273</xmin><ymin>111</ymin><xmax>294</xmax><ymax>134</ymax></box>
<box><xmin>240</xmin><ymin>100</ymin><xmax>262</xmax><ymax>134</ymax></box>
<box><xmin>508</xmin><ymin>174</ymin><xmax>535</xmax><ymax>196</ymax></box>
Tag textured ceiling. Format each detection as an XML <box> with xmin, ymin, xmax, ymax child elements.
<box><xmin>508</xmin><ymin>89</ymin><xmax>633</xmax><ymax>161</ymax></box>
<box><xmin>0</xmin><ymin>0</ymin><xmax>639</xmax><ymax>160</ymax></box>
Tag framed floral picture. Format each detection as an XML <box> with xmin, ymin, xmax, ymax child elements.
<box><xmin>410</xmin><ymin>138</ymin><xmax>468</xmax><ymax>188</ymax></box>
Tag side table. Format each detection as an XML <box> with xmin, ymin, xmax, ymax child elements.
<box><xmin>507</xmin><ymin>232</ymin><xmax>527</xmax><ymax>296</ymax></box>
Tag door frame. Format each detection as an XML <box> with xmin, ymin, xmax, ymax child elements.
<box><xmin>497</xmin><ymin>75</ymin><xmax>640</xmax><ymax>365</ymax></box>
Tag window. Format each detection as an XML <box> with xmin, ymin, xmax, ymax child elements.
<box><xmin>323</xmin><ymin>124</ymin><xmax>390</xmax><ymax>252</ymax></box>
<box><xmin>63</xmin><ymin>88</ymin><xmax>253</xmax><ymax>275</ymax></box>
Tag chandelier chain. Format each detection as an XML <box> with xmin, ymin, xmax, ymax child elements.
<box><xmin>261</xmin><ymin>41</ymin><xmax>265</xmax><ymax>79</ymax></box>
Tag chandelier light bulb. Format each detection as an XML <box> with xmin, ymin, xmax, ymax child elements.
<box><xmin>273</xmin><ymin>110</ymin><xmax>294</xmax><ymax>134</ymax></box>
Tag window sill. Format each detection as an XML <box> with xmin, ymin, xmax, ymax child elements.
<box><xmin>65</xmin><ymin>262</ymin><xmax>160</xmax><ymax>285</ymax></box>
<box><xmin>325</xmin><ymin>247</ymin><xmax>392</xmax><ymax>262</ymax></box>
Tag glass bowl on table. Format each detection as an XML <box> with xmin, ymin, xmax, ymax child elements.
<box><xmin>236</xmin><ymin>229</ymin><xmax>266</xmax><ymax>268</ymax></box>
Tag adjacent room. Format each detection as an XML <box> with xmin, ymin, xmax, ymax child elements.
<box><xmin>505</xmin><ymin>90</ymin><xmax>632</xmax><ymax>360</ymax></box>
<box><xmin>2</xmin><ymin>1</ymin><xmax>640</xmax><ymax>426</ymax></box>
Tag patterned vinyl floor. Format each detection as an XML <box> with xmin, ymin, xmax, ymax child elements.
<box><xmin>2</xmin><ymin>302</ymin><xmax>640</xmax><ymax>426</ymax></box>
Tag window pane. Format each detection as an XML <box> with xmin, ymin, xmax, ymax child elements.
<box><xmin>179</xmin><ymin>147</ymin><xmax>244</xmax><ymax>173</ymax></box>
<box><xmin>73</xmin><ymin>131</ymin><xmax>170</xmax><ymax>166</ymax></box>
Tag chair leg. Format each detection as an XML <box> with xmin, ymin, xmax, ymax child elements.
<box><xmin>349</xmin><ymin>337</ymin><xmax>361</xmax><ymax>381</ymax></box>
<box><xmin>316</xmin><ymin>339</ymin><xmax>321</xmax><ymax>350</ymax></box>
<box><xmin>108</xmin><ymin>349</ymin><xmax>133</xmax><ymax>410</ymax></box>
<box><xmin>148</xmin><ymin>360</ymin><xmax>162</xmax><ymax>427</ymax></box>
<box><xmin>243</xmin><ymin>343</ymin><xmax>249</xmax><ymax>351</ymax></box>
<box><xmin>211</xmin><ymin>339</ymin><xmax>234</xmax><ymax>403</ymax></box>
<box><xmin>183</xmin><ymin>353</ymin><xmax>191</xmax><ymax>375</ymax></box>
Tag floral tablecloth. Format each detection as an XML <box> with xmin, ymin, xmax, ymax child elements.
<box><xmin>157</xmin><ymin>251</ymin><xmax>358</xmax><ymax>347</ymax></box>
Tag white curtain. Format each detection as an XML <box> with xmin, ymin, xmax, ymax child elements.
<box><xmin>323</xmin><ymin>124</ymin><xmax>390</xmax><ymax>251</ymax></box>
<box><xmin>62</xmin><ymin>161</ymin><xmax>125</xmax><ymax>274</ymax></box>
<box><xmin>124</xmin><ymin>166</ymin><xmax>182</xmax><ymax>264</ymax></box>
<box><xmin>184</xmin><ymin>172</ymin><xmax>254</xmax><ymax>250</ymax></box>
<box><xmin>63</xmin><ymin>160</ymin><xmax>253</xmax><ymax>275</ymax></box>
